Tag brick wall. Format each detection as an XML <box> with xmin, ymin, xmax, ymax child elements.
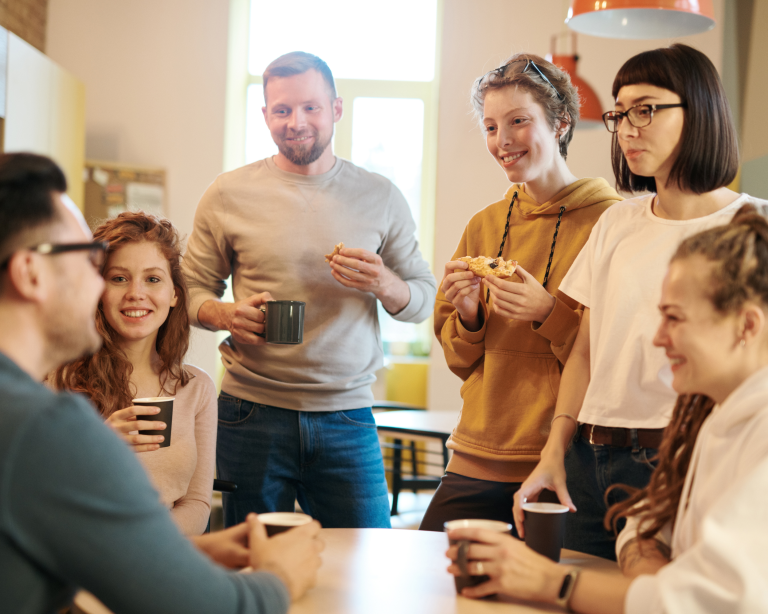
<box><xmin>0</xmin><ymin>0</ymin><xmax>48</xmax><ymax>52</ymax></box>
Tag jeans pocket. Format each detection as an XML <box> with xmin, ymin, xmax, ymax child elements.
<box><xmin>218</xmin><ymin>394</ymin><xmax>258</xmax><ymax>426</ymax></box>
<box><xmin>337</xmin><ymin>407</ymin><xmax>377</xmax><ymax>428</ymax></box>
<box><xmin>631</xmin><ymin>447</ymin><xmax>659</xmax><ymax>470</ymax></box>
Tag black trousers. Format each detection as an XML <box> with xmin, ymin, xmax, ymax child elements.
<box><xmin>418</xmin><ymin>472</ymin><xmax>522</xmax><ymax>535</ymax></box>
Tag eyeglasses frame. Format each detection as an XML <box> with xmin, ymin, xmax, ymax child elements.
<box><xmin>0</xmin><ymin>240</ymin><xmax>110</xmax><ymax>272</ymax></box>
<box><xmin>602</xmin><ymin>103</ymin><xmax>687</xmax><ymax>134</ymax></box>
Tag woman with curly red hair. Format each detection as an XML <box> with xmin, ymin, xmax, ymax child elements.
<box><xmin>53</xmin><ymin>211</ymin><xmax>217</xmax><ymax>537</ymax></box>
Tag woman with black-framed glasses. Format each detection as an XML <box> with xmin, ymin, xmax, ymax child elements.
<box><xmin>514</xmin><ymin>43</ymin><xmax>768</xmax><ymax>563</ymax></box>
<box><xmin>419</xmin><ymin>53</ymin><xmax>621</xmax><ymax>533</ymax></box>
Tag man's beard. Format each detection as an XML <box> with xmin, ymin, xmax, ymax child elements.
<box><xmin>277</xmin><ymin>129</ymin><xmax>332</xmax><ymax>166</ymax></box>
<box><xmin>48</xmin><ymin>317</ymin><xmax>103</xmax><ymax>367</ymax></box>
<box><xmin>45</xmin><ymin>286</ymin><xmax>103</xmax><ymax>369</ymax></box>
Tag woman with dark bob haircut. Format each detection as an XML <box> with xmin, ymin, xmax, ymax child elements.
<box><xmin>514</xmin><ymin>43</ymin><xmax>767</xmax><ymax>561</ymax></box>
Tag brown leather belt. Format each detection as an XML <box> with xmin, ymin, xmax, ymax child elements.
<box><xmin>580</xmin><ymin>424</ymin><xmax>664</xmax><ymax>449</ymax></box>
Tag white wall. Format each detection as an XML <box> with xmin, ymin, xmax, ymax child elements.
<box><xmin>43</xmin><ymin>0</ymin><xmax>728</xmax><ymax>403</ymax></box>
<box><xmin>428</xmin><ymin>0</ymin><xmax>725</xmax><ymax>409</ymax></box>
<box><xmin>46</xmin><ymin>0</ymin><xmax>229</xmax><ymax>378</ymax></box>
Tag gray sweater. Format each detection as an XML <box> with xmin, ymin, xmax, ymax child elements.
<box><xmin>0</xmin><ymin>352</ymin><xmax>289</xmax><ymax>614</ymax></box>
<box><xmin>183</xmin><ymin>157</ymin><xmax>436</xmax><ymax>411</ymax></box>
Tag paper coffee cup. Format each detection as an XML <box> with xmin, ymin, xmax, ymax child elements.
<box><xmin>258</xmin><ymin>512</ymin><xmax>313</xmax><ymax>537</ymax></box>
<box><xmin>444</xmin><ymin>519</ymin><xmax>512</xmax><ymax>594</ymax></box>
<box><xmin>134</xmin><ymin>397</ymin><xmax>174</xmax><ymax>448</ymax></box>
<box><xmin>522</xmin><ymin>502</ymin><xmax>569</xmax><ymax>562</ymax></box>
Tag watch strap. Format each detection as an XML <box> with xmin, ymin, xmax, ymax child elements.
<box><xmin>555</xmin><ymin>569</ymin><xmax>581</xmax><ymax>611</ymax></box>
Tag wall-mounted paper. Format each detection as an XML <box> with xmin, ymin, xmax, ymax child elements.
<box><xmin>126</xmin><ymin>182</ymin><xmax>164</xmax><ymax>215</ymax></box>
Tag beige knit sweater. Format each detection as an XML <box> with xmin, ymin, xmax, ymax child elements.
<box><xmin>137</xmin><ymin>364</ymin><xmax>218</xmax><ymax>536</ymax></box>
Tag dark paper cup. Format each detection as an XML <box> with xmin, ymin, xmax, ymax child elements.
<box><xmin>258</xmin><ymin>300</ymin><xmax>305</xmax><ymax>344</ymax></box>
<box><xmin>444</xmin><ymin>519</ymin><xmax>513</xmax><ymax>594</ymax></box>
<box><xmin>523</xmin><ymin>502</ymin><xmax>569</xmax><ymax>562</ymax></box>
<box><xmin>258</xmin><ymin>512</ymin><xmax>313</xmax><ymax>537</ymax></box>
<box><xmin>134</xmin><ymin>397</ymin><xmax>174</xmax><ymax>448</ymax></box>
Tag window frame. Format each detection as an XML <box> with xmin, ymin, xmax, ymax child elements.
<box><xmin>223</xmin><ymin>0</ymin><xmax>442</xmax><ymax>355</ymax></box>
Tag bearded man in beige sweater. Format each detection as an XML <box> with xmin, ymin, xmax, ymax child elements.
<box><xmin>182</xmin><ymin>52</ymin><xmax>436</xmax><ymax>529</ymax></box>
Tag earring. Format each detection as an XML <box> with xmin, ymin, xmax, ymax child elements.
<box><xmin>740</xmin><ymin>338</ymin><xmax>747</xmax><ymax>348</ymax></box>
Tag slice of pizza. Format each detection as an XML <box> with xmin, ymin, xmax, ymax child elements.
<box><xmin>324</xmin><ymin>242</ymin><xmax>344</xmax><ymax>263</ymax></box>
<box><xmin>457</xmin><ymin>256</ymin><xmax>518</xmax><ymax>279</ymax></box>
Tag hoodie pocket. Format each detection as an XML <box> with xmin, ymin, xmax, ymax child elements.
<box><xmin>460</xmin><ymin>362</ymin><xmax>484</xmax><ymax>398</ymax></box>
<box><xmin>452</xmin><ymin>350</ymin><xmax>560</xmax><ymax>455</ymax></box>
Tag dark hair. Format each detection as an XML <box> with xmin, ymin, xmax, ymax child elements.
<box><xmin>51</xmin><ymin>211</ymin><xmax>191</xmax><ymax>415</ymax></box>
<box><xmin>470</xmin><ymin>53</ymin><xmax>580</xmax><ymax>159</ymax></box>
<box><xmin>263</xmin><ymin>51</ymin><xmax>337</xmax><ymax>103</ymax></box>
<box><xmin>0</xmin><ymin>153</ymin><xmax>67</xmax><ymax>267</ymax></box>
<box><xmin>610</xmin><ymin>43</ymin><xmax>738</xmax><ymax>194</ymax></box>
<box><xmin>606</xmin><ymin>203</ymin><xmax>768</xmax><ymax>541</ymax></box>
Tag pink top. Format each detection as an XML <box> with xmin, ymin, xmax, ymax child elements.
<box><xmin>137</xmin><ymin>364</ymin><xmax>217</xmax><ymax>536</ymax></box>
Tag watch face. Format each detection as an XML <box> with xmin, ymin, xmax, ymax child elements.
<box><xmin>558</xmin><ymin>572</ymin><xmax>574</xmax><ymax>599</ymax></box>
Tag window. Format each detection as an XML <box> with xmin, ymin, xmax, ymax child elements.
<box><xmin>224</xmin><ymin>0</ymin><xmax>440</xmax><ymax>357</ymax></box>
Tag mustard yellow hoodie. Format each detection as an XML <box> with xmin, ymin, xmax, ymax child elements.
<box><xmin>436</xmin><ymin>178</ymin><xmax>621</xmax><ymax>482</ymax></box>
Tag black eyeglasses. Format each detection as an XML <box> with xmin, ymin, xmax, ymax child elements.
<box><xmin>483</xmin><ymin>59</ymin><xmax>564</xmax><ymax>102</ymax></box>
<box><xmin>602</xmin><ymin>103</ymin><xmax>686</xmax><ymax>133</ymax></box>
<box><xmin>0</xmin><ymin>241</ymin><xmax>109</xmax><ymax>272</ymax></box>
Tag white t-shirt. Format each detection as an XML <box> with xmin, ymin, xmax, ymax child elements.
<box><xmin>559</xmin><ymin>193</ymin><xmax>762</xmax><ymax>428</ymax></box>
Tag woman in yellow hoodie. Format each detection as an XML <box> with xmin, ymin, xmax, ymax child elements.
<box><xmin>419</xmin><ymin>53</ymin><xmax>621</xmax><ymax>531</ymax></box>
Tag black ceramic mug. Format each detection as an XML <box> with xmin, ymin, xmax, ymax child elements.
<box><xmin>255</xmin><ymin>300</ymin><xmax>305</xmax><ymax>344</ymax></box>
<box><xmin>134</xmin><ymin>397</ymin><xmax>174</xmax><ymax>448</ymax></box>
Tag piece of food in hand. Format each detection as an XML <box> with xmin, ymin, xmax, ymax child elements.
<box><xmin>324</xmin><ymin>242</ymin><xmax>345</xmax><ymax>263</ymax></box>
<box><xmin>457</xmin><ymin>256</ymin><xmax>518</xmax><ymax>279</ymax></box>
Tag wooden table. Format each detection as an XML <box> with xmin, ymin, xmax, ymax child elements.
<box><xmin>374</xmin><ymin>410</ymin><xmax>459</xmax><ymax>514</ymax></box>
<box><xmin>289</xmin><ymin>528</ymin><xmax>620</xmax><ymax>614</ymax></box>
<box><xmin>375</xmin><ymin>409</ymin><xmax>459</xmax><ymax>443</ymax></box>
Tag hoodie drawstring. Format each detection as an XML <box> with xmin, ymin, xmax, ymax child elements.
<box><xmin>486</xmin><ymin>190</ymin><xmax>566</xmax><ymax>303</ymax></box>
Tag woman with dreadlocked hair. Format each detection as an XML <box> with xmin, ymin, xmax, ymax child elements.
<box><xmin>420</xmin><ymin>52</ymin><xmax>621</xmax><ymax>532</ymax></box>
<box><xmin>445</xmin><ymin>203</ymin><xmax>768</xmax><ymax>613</ymax></box>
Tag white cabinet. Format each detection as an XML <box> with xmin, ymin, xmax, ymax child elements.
<box><xmin>3</xmin><ymin>31</ymin><xmax>85</xmax><ymax>208</ymax></box>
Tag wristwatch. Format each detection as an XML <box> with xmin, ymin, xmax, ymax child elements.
<box><xmin>555</xmin><ymin>569</ymin><xmax>581</xmax><ymax>612</ymax></box>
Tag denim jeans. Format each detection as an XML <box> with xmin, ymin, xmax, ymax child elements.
<box><xmin>216</xmin><ymin>393</ymin><xmax>391</xmax><ymax>529</ymax></box>
<box><xmin>564</xmin><ymin>435</ymin><xmax>658</xmax><ymax>560</ymax></box>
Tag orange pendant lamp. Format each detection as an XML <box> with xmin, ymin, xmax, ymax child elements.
<box><xmin>547</xmin><ymin>34</ymin><xmax>603</xmax><ymax>129</ymax></box>
<box><xmin>566</xmin><ymin>0</ymin><xmax>715</xmax><ymax>39</ymax></box>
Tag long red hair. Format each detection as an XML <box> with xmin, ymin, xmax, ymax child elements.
<box><xmin>51</xmin><ymin>211</ymin><xmax>191</xmax><ymax>416</ymax></box>
<box><xmin>606</xmin><ymin>203</ymin><xmax>768</xmax><ymax>540</ymax></box>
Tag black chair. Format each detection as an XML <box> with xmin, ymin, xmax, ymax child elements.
<box><xmin>373</xmin><ymin>401</ymin><xmax>447</xmax><ymax>516</ymax></box>
<box><xmin>213</xmin><ymin>479</ymin><xmax>237</xmax><ymax>493</ymax></box>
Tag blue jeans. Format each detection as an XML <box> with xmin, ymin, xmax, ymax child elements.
<box><xmin>216</xmin><ymin>394</ymin><xmax>391</xmax><ymax>529</ymax></box>
<box><xmin>564</xmin><ymin>435</ymin><xmax>658</xmax><ymax>560</ymax></box>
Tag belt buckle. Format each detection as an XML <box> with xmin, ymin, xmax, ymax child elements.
<box><xmin>587</xmin><ymin>424</ymin><xmax>596</xmax><ymax>445</ymax></box>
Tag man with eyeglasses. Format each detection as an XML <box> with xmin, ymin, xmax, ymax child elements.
<box><xmin>0</xmin><ymin>153</ymin><xmax>323</xmax><ymax>614</ymax></box>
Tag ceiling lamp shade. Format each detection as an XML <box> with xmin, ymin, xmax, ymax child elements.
<box><xmin>566</xmin><ymin>0</ymin><xmax>715</xmax><ymax>39</ymax></box>
<box><xmin>547</xmin><ymin>34</ymin><xmax>603</xmax><ymax>129</ymax></box>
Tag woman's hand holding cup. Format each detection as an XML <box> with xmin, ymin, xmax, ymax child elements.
<box><xmin>445</xmin><ymin>526</ymin><xmax>565</xmax><ymax>603</ymax></box>
<box><xmin>105</xmin><ymin>405</ymin><xmax>166</xmax><ymax>453</ymax></box>
<box><xmin>442</xmin><ymin>260</ymin><xmax>482</xmax><ymax>331</ymax></box>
